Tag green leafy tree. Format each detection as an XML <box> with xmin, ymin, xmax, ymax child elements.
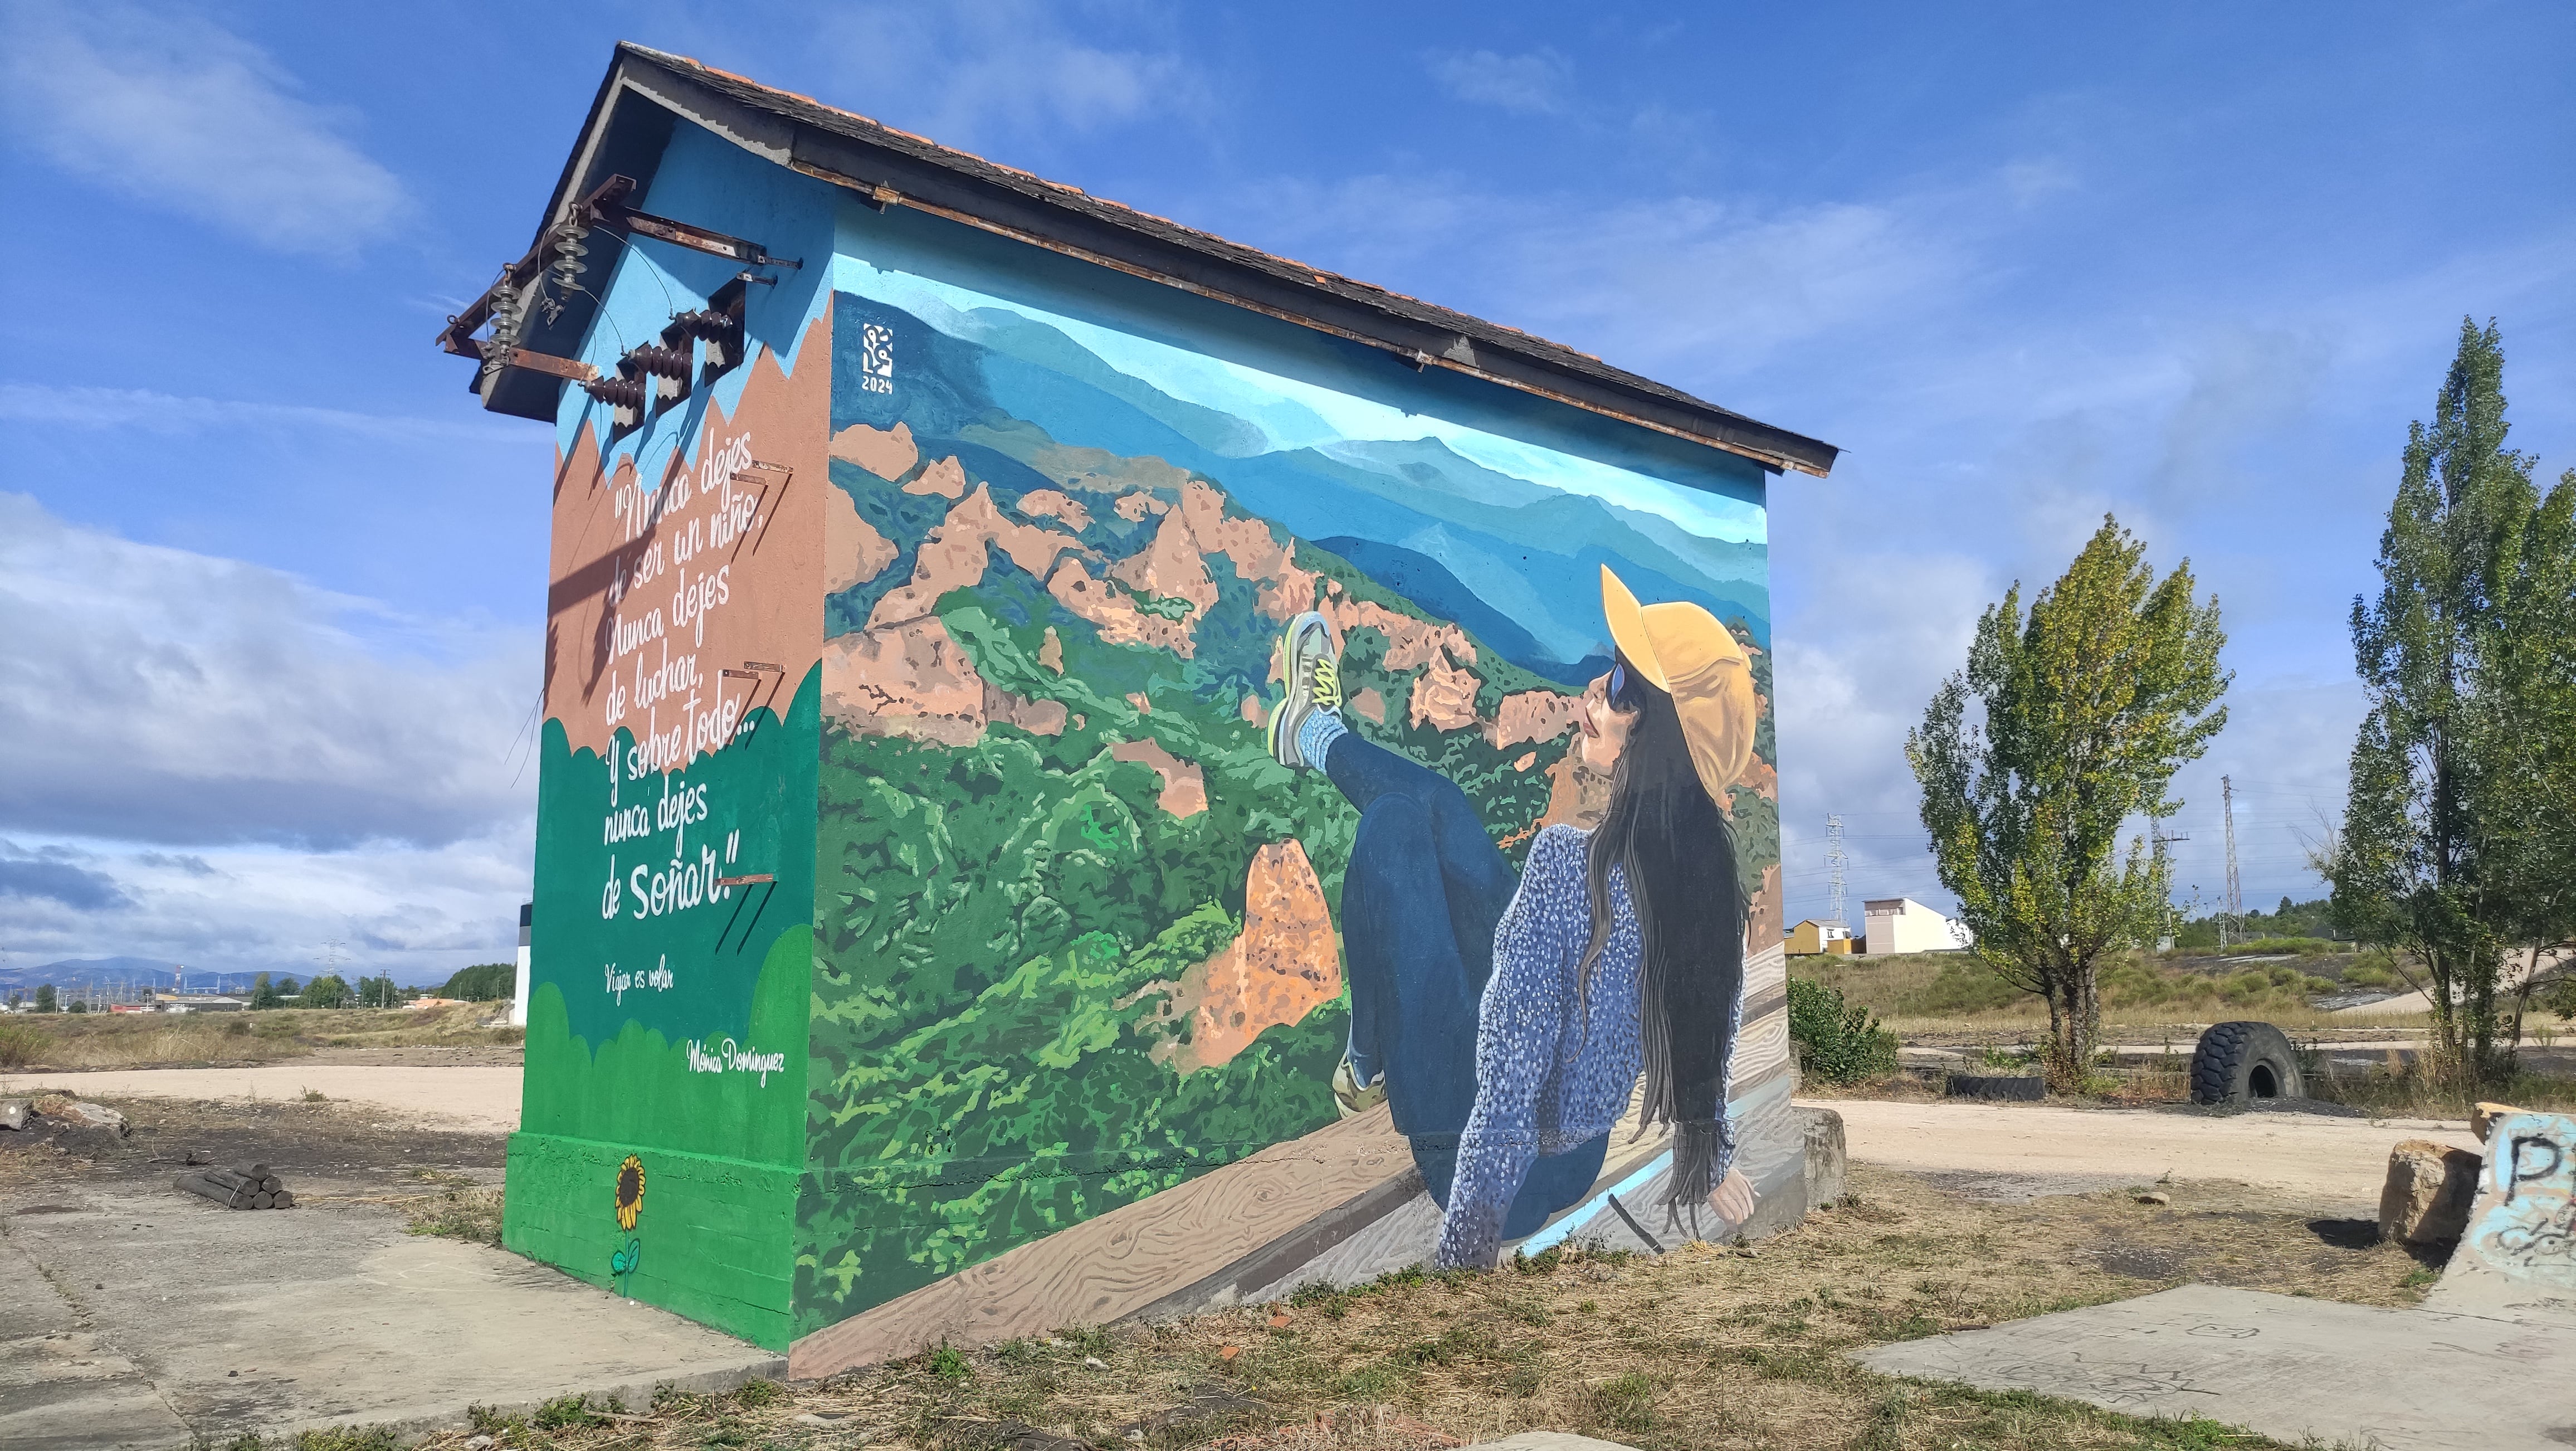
<box><xmin>2479</xmin><ymin>462</ymin><xmax>2576</xmax><ymax>1037</ymax></box>
<box><xmin>2325</xmin><ymin>320</ymin><xmax>2566</xmax><ymax>1086</ymax></box>
<box><xmin>33</xmin><ymin>983</ymin><xmax>57</xmax><ymax>1014</ymax></box>
<box><xmin>1908</xmin><ymin>517</ymin><xmax>2230</xmax><ymax>1092</ymax></box>
<box><xmin>297</xmin><ymin>974</ymin><xmax>350</xmax><ymax>1009</ymax></box>
<box><xmin>438</xmin><ymin>963</ymin><xmax>517</xmax><ymax>1001</ymax></box>
<box><xmin>276</xmin><ymin>976</ymin><xmax>300</xmax><ymax>997</ymax></box>
<box><xmin>250</xmin><ymin>973</ymin><xmax>280</xmax><ymax>1010</ymax></box>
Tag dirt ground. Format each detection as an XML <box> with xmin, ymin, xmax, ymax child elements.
<box><xmin>1</xmin><ymin>1063</ymin><xmax>524</xmax><ymax>1134</ymax></box>
<box><xmin>1809</xmin><ymin>1098</ymin><xmax>2480</xmax><ymax>1211</ymax></box>
<box><xmin>0</xmin><ymin>1091</ymin><xmax>507</xmax><ymax>1197</ymax></box>
<box><xmin>0</xmin><ymin>1078</ymin><xmax>2490</xmax><ymax>1450</ymax></box>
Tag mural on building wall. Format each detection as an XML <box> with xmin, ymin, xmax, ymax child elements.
<box><xmin>509</xmin><ymin>286</ymin><xmax>833</xmax><ymax>1350</ymax></box>
<box><xmin>799</xmin><ymin>271</ymin><xmax>1783</xmax><ymax>1339</ymax></box>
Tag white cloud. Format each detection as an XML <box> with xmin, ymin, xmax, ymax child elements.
<box><xmin>0</xmin><ymin>0</ymin><xmax>407</xmax><ymax>254</ymax></box>
<box><xmin>0</xmin><ymin>383</ymin><xmax>528</xmax><ymax>444</ymax></box>
<box><xmin>0</xmin><ymin>494</ymin><xmax>538</xmax><ymax>979</ymax></box>
<box><xmin>0</xmin><ymin>829</ymin><xmax>531</xmax><ymax>984</ymax></box>
<box><xmin>0</xmin><ymin>493</ymin><xmax>536</xmax><ymax>850</ymax></box>
<box><xmin>797</xmin><ymin>1</ymin><xmax>1206</xmax><ymax>150</ymax></box>
<box><xmin>1220</xmin><ymin>171</ymin><xmax>1984</xmax><ymax>380</ymax></box>
<box><xmin>1426</xmin><ymin>48</ymin><xmax>1571</xmax><ymax>115</ymax></box>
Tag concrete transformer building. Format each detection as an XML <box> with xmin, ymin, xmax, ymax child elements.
<box><xmin>438</xmin><ymin>43</ymin><xmax>1838</xmax><ymax>1372</ymax></box>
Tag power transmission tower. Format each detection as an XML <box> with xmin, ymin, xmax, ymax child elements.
<box><xmin>1824</xmin><ymin>815</ymin><xmax>1848</xmax><ymax>927</ymax></box>
<box><xmin>2221</xmin><ymin>775</ymin><xmax>2242</xmax><ymax>949</ymax></box>
<box><xmin>2151</xmin><ymin>826</ymin><xmax>2190</xmax><ymax>950</ymax></box>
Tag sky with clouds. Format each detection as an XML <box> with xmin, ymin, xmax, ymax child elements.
<box><xmin>1</xmin><ymin>1</ymin><xmax>2570</xmax><ymax>982</ymax></box>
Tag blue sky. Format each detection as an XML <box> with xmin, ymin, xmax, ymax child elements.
<box><xmin>2</xmin><ymin>1</ymin><xmax>2570</xmax><ymax>980</ymax></box>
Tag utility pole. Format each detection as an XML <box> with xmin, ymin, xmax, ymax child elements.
<box><xmin>1824</xmin><ymin>814</ymin><xmax>1848</xmax><ymax>929</ymax></box>
<box><xmin>2221</xmin><ymin>775</ymin><xmax>2242</xmax><ymax>950</ymax></box>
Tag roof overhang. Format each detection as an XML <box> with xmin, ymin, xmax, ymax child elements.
<box><xmin>441</xmin><ymin>42</ymin><xmax>1840</xmax><ymax>478</ymax></box>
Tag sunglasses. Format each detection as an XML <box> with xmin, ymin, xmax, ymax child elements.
<box><xmin>1609</xmin><ymin>661</ymin><xmax>1628</xmax><ymax>698</ymax></box>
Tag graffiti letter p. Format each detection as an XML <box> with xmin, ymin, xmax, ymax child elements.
<box><xmin>2506</xmin><ymin>1133</ymin><xmax>2565</xmax><ymax>1203</ymax></box>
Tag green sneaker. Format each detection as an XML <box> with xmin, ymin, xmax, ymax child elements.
<box><xmin>1267</xmin><ymin>611</ymin><xmax>1342</xmax><ymax>769</ymax></box>
<box><xmin>1331</xmin><ymin>1053</ymin><xmax>1386</xmax><ymax>1119</ymax></box>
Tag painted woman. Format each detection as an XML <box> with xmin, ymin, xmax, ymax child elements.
<box><xmin>1270</xmin><ymin>566</ymin><xmax>1759</xmax><ymax>1269</ymax></box>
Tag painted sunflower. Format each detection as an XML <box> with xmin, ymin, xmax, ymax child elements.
<box><xmin>613</xmin><ymin>1154</ymin><xmax>646</xmax><ymax>1231</ymax></box>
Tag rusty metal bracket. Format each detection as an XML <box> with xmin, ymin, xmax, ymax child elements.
<box><xmin>494</xmin><ymin>347</ymin><xmax>599</xmax><ymax>383</ymax></box>
<box><xmin>599</xmin><ymin>199</ymin><xmax>800</xmax><ymax>270</ymax></box>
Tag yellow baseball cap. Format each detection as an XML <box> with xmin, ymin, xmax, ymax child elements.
<box><xmin>1600</xmin><ymin>564</ymin><xmax>1758</xmax><ymax>804</ymax></box>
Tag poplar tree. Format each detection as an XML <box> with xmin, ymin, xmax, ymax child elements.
<box><xmin>2483</xmin><ymin>471</ymin><xmax>2576</xmax><ymax>1027</ymax></box>
<box><xmin>1909</xmin><ymin>517</ymin><xmax>2231</xmax><ymax>1093</ymax></box>
<box><xmin>2327</xmin><ymin>319</ymin><xmax>2565</xmax><ymax>1085</ymax></box>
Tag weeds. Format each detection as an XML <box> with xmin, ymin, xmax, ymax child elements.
<box><xmin>407</xmin><ymin>1186</ymin><xmax>505</xmax><ymax>1247</ymax></box>
<box><xmin>0</xmin><ymin>1022</ymin><xmax>46</xmax><ymax>1069</ymax></box>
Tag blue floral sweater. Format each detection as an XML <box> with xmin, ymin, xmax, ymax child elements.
<box><xmin>1433</xmin><ymin>824</ymin><xmax>1739</xmax><ymax>1269</ymax></box>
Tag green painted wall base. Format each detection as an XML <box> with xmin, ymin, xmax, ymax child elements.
<box><xmin>505</xmin><ymin>1132</ymin><xmax>803</xmax><ymax>1350</ymax></box>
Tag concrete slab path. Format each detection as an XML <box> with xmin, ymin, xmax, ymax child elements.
<box><xmin>1</xmin><ymin>1067</ymin><xmax>523</xmax><ymax>1134</ymax></box>
<box><xmin>1826</xmin><ymin>1099</ymin><xmax>2480</xmax><ymax>1210</ymax></box>
<box><xmin>1855</xmin><ymin>1283</ymin><xmax>2576</xmax><ymax>1451</ymax></box>
<box><xmin>0</xmin><ymin>1178</ymin><xmax>778</xmax><ymax>1448</ymax></box>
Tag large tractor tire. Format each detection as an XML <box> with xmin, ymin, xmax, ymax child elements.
<box><xmin>2190</xmin><ymin>1021</ymin><xmax>2305</xmax><ymax>1106</ymax></box>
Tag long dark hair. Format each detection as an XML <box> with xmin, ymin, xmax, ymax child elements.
<box><xmin>1579</xmin><ymin>653</ymin><xmax>1745</xmax><ymax>1232</ymax></box>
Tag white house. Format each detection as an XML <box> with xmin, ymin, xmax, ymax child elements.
<box><xmin>1863</xmin><ymin>897</ymin><xmax>1973</xmax><ymax>955</ymax></box>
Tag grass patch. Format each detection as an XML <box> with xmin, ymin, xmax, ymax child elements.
<box><xmin>376</xmin><ymin>1165</ymin><xmax>2444</xmax><ymax>1451</ymax></box>
<box><xmin>2307</xmin><ymin>1057</ymin><xmax>2576</xmax><ymax>1118</ymax></box>
<box><xmin>1797</xmin><ymin>949</ymin><xmax>2423</xmax><ymax>1039</ymax></box>
<box><xmin>406</xmin><ymin>1186</ymin><xmax>505</xmax><ymax>1247</ymax></box>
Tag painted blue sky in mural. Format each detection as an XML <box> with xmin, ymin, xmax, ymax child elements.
<box><xmin>831</xmin><ymin>257</ymin><xmax>1771</xmax><ymax>671</ymax></box>
<box><xmin>1</xmin><ymin>1</ymin><xmax>2570</xmax><ymax>975</ymax></box>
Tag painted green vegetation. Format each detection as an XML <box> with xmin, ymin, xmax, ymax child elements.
<box><xmin>796</xmin><ymin>288</ymin><xmax>1780</xmax><ymax>1336</ymax></box>
<box><xmin>509</xmin><ymin>673</ymin><xmax>822</xmax><ymax>1348</ymax></box>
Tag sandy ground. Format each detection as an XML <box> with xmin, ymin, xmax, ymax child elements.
<box><xmin>1826</xmin><ymin>1098</ymin><xmax>2479</xmax><ymax>1211</ymax></box>
<box><xmin>0</xmin><ymin>1065</ymin><xmax>523</xmax><ymax>1134</ymax></box>
<box><xmin>6</xmin><ymin>1064</ymin><xmax>2485</xmax><ymax>1215</ymax></box>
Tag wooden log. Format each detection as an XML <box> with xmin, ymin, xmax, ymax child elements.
<box><xmin>175</xmin><ymin>1173</ymin><xmax>250</xmax><ymax>1209</ymax></box>
<box><xmin>250</xmin><ymin>1191</ymin><xmax>276</xmax><ymax>1210</ymax></box>
<box><xmin>271</xmin><ymin>1190</ymin><xmax>295</xmax><ymax>1209</ymax></box>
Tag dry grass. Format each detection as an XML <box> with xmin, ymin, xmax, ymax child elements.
<box><xmin>1797</xmin><ymin>952</ymin><xmax>2431</xmax><ymax>1041</ymax></box>
<box><xmin>309</xmin><ymin>1165</ymin><xmax>2437</xmax><ymax>1451</ymax></box>
<box><xmin>0</xmin><ymin>1004</ymin><xmax>519</xmax><ymax>1070</ymax></box>
<box><xmin>406</xmin><ymin>1183</ymin><xmax>508</xmax><ymax>1248</ymax></box>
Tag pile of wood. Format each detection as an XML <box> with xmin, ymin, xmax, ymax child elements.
<box><xmin>176</xmin><ymin>1162</ymin><xmax>296</xmax><ymax>1210</ymax></box>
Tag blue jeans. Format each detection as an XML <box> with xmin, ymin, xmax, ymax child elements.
<box><xmin>1327</xmin><ymin>733</ymin><xmax>1609</xmax><ymax>1238</ymax></box>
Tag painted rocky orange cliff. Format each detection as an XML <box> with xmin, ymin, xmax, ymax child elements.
<box><xmin>1152</xmin><ymin>842</ymin><xmax>1341</xmax><ymax>1073</ymax></box>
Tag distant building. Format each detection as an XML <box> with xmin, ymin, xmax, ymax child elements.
<box><xmin>1787</xmin><ymin>919</ymin><xmax>1858</xmax><ymax>956</ymax></box>
<box><xmin>1862</xmin><ymin>898</ymin><xmax>1973</xmax><ymax>955</ymax></box>
<box><xmin>155</xmin><ymin>995</ymin><xmax>248</xmax><ymax>1013</ymax></box>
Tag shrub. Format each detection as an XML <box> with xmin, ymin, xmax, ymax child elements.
<box><xmin>1788</xmin><ymin>977</ymin><xmax>1899</xmax><ymax>1083</ymax></box>
<box><xmin>0</xmin><ymin>1024</ymin><xmax>47</xmax><ymax>1069</ymax></box>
